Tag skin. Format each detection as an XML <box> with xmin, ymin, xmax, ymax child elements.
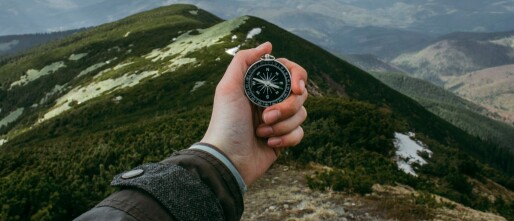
<box><xmin>201</xmin><ymin>42</ymin><xmax>308</xmax><ymax>186</ymax></box>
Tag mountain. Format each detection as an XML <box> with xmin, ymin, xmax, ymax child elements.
<box><xmin>390</xmin><ymin>31</ymin><xmax>514</xmax><ymax>126</ymax></box>
<box><xmin>442</xmin><ymin>64</ymin><xmax>514</xmax><ymax>125</ymax></box>
<box><xmin>4</xmin><ymin>0</ymin><xmax>514</xmax><ymax>61</ymax></box>
<box><xmin>1</xmin><ymin>4</ymin><xmax>513</xmax><ymax>221</ymax></box>
<box><xmin>371</xmin><ymin>72</ymin><xmax>514</xmax><ymax>149</ymax></box>
<box><xmin>342</xmin><ymin>54</ymin><xmax>405</xmax><ymax>73</ymax></box>
<box><xmin>4</xmin><ymin>0</ymin><xmax>514</xmax><ymax>36</ymax></box>
<box><xmin>0</xmin><ymin>29</ymin><xmax>80</xmax><ymax>60</ymax></box>
<box><xmin>391</xmin><ymin>30</ymin><xmax>514</xmax><ymax>84</ymax></box>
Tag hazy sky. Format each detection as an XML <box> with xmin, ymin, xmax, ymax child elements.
<box><xmin>1</xmin><ymin>0</ymin><xmax>514</xmax><ymax>35</ymax></box>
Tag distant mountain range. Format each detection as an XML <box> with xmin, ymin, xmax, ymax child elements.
<box><xmin>342</xmin><ymin>54</ymin><xmax>405</xmax><ymax>73</ymax></box>
<box><xmin>1</xmin><ymin>4</ymin><xmax>513</xmax><ymax>220</ymax></box>
<box><xmin>392</xmin><ymin>30</ymin><xmax>514</xmax><ymax>83</ymax></box>
<box><xmin>388</xmin><ymin>31</ymin><xmax>514</xmax><ymax>124</ymax></box>
<box><xmin>3</xmin><ymin>0</ymin><xmax>514</xmax><ymax>59</ymax></box>
<box><xmin>5</xmin><ymin>0</ymin><xmax>514</xmax><ymax>35</ymax></box>
<box><xmin>0</xmin><ymin>29</ymin><xmax>80</xmax><ymax>60</ymax></box>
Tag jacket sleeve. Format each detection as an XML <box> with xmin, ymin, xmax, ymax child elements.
<box><xmin>74</xmin><ymin>143</ymin><xmax>245</xmax><ymax>221</ymax></box>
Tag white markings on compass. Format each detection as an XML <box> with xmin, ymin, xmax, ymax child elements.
<box><xmin>252</xmin><ymin>70</ymin><xmax>283</xmax><ymax>98</ymax></box>
<box><xmin>244</xmin><ymin>58</ymin><xmax>292</xmax><ymax>107</ymax></box>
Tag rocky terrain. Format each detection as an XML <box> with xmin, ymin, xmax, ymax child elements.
<box><xmin>243</xmin><ymin>164</ymin><xmax>507</xmax><ymax>221</ymax></box>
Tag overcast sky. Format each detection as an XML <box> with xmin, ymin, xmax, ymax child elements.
<box><xmin>1</xmin><ymin>0</ymin><xmax>514</xmax><ymax>35</ymax></box>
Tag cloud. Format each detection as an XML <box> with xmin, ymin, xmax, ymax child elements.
<box><xmin>38</xmin><ymin>0</ymin><xmax>78</xmax><ymax>9</ymax></box>
<box><xmin>492</xmin><ymin>0</ymin><xmax>514</xmax><ymax>11</ymax></box>
<box><xmin>8</xmin><ymin>8</ymin><xmax>19</xmax><ymax>15</ymax></box>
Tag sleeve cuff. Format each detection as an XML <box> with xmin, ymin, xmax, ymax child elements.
<box><xmin>189</xmin><ymin>143</ymin><xmax>247</xmax><ymax>195</ymax></box>
<box><xmin>111</xmin><ymin>163</ymin><xmax>224</xmax><ymax>221</ymax></box>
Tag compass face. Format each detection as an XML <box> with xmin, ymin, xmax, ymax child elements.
<box><xmin>244</xmin><ymin>58</ymin><xmax>291</xmax><ymax>107</ymax></box>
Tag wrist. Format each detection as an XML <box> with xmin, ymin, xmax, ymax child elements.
<box><xmin>189</xmin><ymin>143</ymin><xmax>247</xmax><ymax>195</ymax></box>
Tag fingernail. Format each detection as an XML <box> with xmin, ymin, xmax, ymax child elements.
<box><xmin>264</xmin><ymin>109</ymin><xmax>280</xmax><ymax>124</ymax></box>
<box><xmin>268</xmin><ymin>137</ymin><xmax>282</xmax><ymax>147</ymax></box>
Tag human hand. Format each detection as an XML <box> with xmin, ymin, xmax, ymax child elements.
<box><xmin>200</xmin><ymin>42</ymin><xmax>308</xmax><ymax>186</ymax></box>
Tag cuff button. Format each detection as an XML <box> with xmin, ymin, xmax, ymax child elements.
<box><xmin>121</xmin><ymin>169</ymin><xmax>144</xmax><ymax>179</ymax></box>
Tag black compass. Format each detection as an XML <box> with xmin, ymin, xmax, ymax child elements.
<box><xmin>244</xmin><ymin>54</ymin><xmax>292</xmax><ymax>107</ymax></box>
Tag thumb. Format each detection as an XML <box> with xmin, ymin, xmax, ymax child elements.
<box><xmin>224</xmin><ymin>42</ymin><xmax>273</xmax><ymax>83</ymax></box>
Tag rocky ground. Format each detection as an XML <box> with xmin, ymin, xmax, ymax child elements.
<box><xmin>241</xmin><ymin>164</ymin><xmax>506</xmax><ymax>221</ymax></box>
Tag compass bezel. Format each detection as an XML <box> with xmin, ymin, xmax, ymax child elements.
<box><xmin>244</xmin><ymin>56</ymin><xmax>292</xmax><ymax>107</ymax></box>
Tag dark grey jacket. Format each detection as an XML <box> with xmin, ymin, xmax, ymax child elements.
<box><xmin>74</xmin><ymin>144</ymin><xmax>244</xmax><ymax>221</ymax></box>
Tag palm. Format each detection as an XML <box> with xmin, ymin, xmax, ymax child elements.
<box><xmin>203</xmin><ymin>83</ymin><xmax>277</xmax><ymax>185</ymax></box>
<box><xmin>201</xmin><ymin>42</ymin><xmax>307</xmax><ymax>186</ymax></box>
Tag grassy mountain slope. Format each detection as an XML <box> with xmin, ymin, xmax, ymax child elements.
<box><xmin>1</xmin><ymin>4</ymin><xmax>513</xmax><ymax>220</ymax></box>
<box><xmin>391</xmin><ymin>30</ymin><xmax>514</xmax><ymax>84</ymax></box>
<box><xmin>443</xmin><ymin>64</ymin><xmax>514</xmax><ymax>125</ymax></box>
<box><xmin>371</xmin><ymin>72</ymin><xmax>514</xmax><ymax>149</ymax></box>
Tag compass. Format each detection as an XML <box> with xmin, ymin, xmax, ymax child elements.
<box><xmin>244</xmin><ymin>54</ymin><xmax>292</xmax><ymax>107</ymax></box>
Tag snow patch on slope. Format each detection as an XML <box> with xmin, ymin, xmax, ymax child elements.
<box><xmin>246</xmin><ymin>28</ymin><xmax>262</xmax><ymax>39</ymax></box>
<box><xmin>225</xmin><ymin>45</ymin><xmax>240</xmax><ymax>56</ymax></box>
<box><xmin>10</xmin><ymin>61</ymin><xmax>66</xmax><ymax>88</ymax></box>
<box><xmin>225</xmin><ymin>27</ymin><xmax>263</xmax><ymax>56</ymax></box>
<box><xmin>0</xmin><ymin>108</ymin><xmax>24</xmax><ymax>128</ymax></box>
<box><xmin>69</xmin><ymin>53</ymin><xmax>87</xmax><ymax>61</ymax></box>
<box><xmin>145</xmin><ymin>16</ymin><xmax>248</xmax><ymax>71</ymax></box>
<box><xmin>0</xmin><ymin>138</ymin><xmax>7</xmax><ymax>146</ymax></box>
<box><xmin>191</xmin><ymin>81</ymin><xmax>206</xmax><ymax>92</ymax></box>
<box><xmin>394</xmin><ymin>132</ymin><xmax>432</xmax><ymax>176</ymax></box>
<box><xmin>76</xmin><ymin>58</ymin><xmax>117</xmax><ymax>78</ymax></box>
<box><xmin>39</xmin><ymin>84</ymin><xmax>66</xmax><ymax>105</ymax></box>
<box><xmin>113</xmin><ymin>62</ymin><xmax>134</xmax><ymax>70</ymax></box>
<box><xmin>39</xmin><ymin>70</ymin><xmax>158</xmax><ymax>123</ymax></box>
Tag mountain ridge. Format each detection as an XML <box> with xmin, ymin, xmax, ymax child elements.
<box><xmin>391</xmin><ymin>30</ymin><xmax>514</xmax><ymax>83</ymax></box>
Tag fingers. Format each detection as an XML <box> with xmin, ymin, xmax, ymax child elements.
<box><xmin>276</xmin><ymin>58</ymin><xmax>308</xmax><ymax>95</ymax></box>
<box><xmin>217</xmin><ymin>42</ymin><xmax>272</xmax><ymax>95</ymax></box>
<box><xmin>261</xmin><ymin>58</ymin><xmax>308</xmax><ymax>125</ymax></box>
<box><xmin>262</xmin><ymin>89</ymin><xmax>308</xmax><ymax>125</ymax></box>
<box><xmin>257</xmin><ymin>104</ymin><xmax>307</xmax><ymax>148</ymax></box>
<box><xmin>257</xmin><ymin>106</ymin><xmax>307</xmax><ymax>137</ymax></box>
<box><xmin>267</xmin><ymin>126</ymin><xmax>304</xmax><ymax>148</ymax></box>
<box><xmin>228</xmin><ymin>42</ymin><xmax>272</xmax><ymax>77</ymax></box>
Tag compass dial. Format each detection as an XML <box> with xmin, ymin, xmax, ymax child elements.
<box><xmin>244</xmin><ymin>55</ymin><xmax>291</xmax><ymax>107</ymax></box>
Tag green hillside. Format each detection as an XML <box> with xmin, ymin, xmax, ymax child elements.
<box><xmin>371</xmin><ymin>72</ymin><xmax>514</xmax><ymax>150</ymax></box>
<box><xmin>1</xmin><ymin>4</ymin><xmax>513</xmax><ymax>220</ymax></box>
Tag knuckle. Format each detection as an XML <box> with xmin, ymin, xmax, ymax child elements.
<box><xmin>284</xmin><ymin>104</ymin><xmax>297</xmax><ymax>116</ymax></box>
<box><xmin>300</xmin><ymin>106</ymin><xmax>308</xmax><ymax>120</ymax></box>
<box><xmin>288</xmin><ymin>127</ymin><xmax>304</xmax><ymax>147</ymax></box>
